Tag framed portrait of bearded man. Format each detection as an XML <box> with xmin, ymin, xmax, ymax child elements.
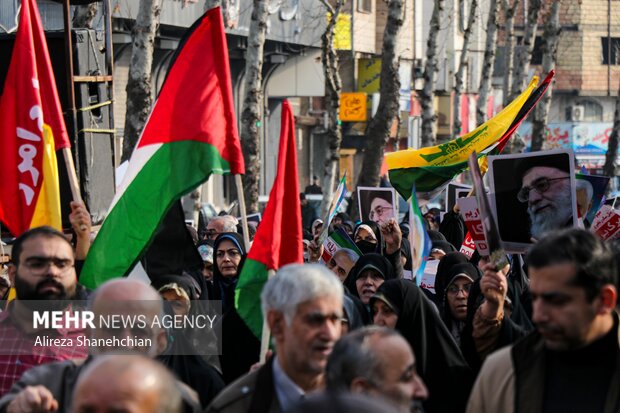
<box><xmin>487</xmin><ymin>149</ymin><xmax>577</xmax><ymax>253</ymax></box>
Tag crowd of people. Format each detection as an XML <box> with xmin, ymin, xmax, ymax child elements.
<box><xmin>0</xmin><ymin>166</ymin><xmax>619</xmax><ymax>413</ymax></box>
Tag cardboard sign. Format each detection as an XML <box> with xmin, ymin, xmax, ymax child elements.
<box><xmin>419</xmin><ymin>259</ymin><xmax>439</xmax><ymax>294</ymax></box>
<box><xmin>458</xmin><ymin>196</ymin><xmax>489</xmax><ymax>256</ymax></box>
<box><xmin>591</xmin><ymin>205</ymin><xmax>620</xmax><ymax>241</ymax></box>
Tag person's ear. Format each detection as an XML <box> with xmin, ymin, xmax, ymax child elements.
<box><xmin>597</xmin><ymin>284</ymin><xmax>617</xmax><ymax>314</ymax></box>
<box><xmin>7</xmin><ymin>264</ymin><xmax>16</xmax><ymax>286</ymax></box>
<box><xmin>267</xmin><ymin>310</ymin><xmax>285</xmax><ymax>339</ymax></box>
<box><xmin>350</xmin><ymin>377</ymin><xmax>374</xmax><ymax>395</ymax></box>
<box><xmin>156</xmin><ymin>330</ymin><xmax>168</xmax><ymax>354</ymax></box>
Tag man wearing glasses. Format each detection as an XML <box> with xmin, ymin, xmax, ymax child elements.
<box><xmin>516</xmin><ymin>157</ymin><xmax>573</xmax><ymax>240</ymax></box>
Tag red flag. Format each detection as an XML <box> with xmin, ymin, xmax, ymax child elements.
<box><xmin>236</xmin><ymin>100</ymin><xmax>303</xmax><ymax>337</ymax></box>
<box><xmin>0</xmin><ymin>0</ymin><xmax>70</xmax><ymax>235</ymax></box>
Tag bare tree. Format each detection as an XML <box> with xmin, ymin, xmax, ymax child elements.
<box><xmin>73</xmin><ymin>3</ymin><xmax>98</xmax><ymax>28</ymax></box>
<box><xmin>240</xmin><ymin>0</ymin><xmax>269</xmax><ymax>213</ymax></box>
<box><xmin>452</xmin><ymin>0</ymin><xmax>478</xmax><ymax>138</ymax></box>
<box><xmin>355</xmin><ymin>0</ymin><xmax>405</xmax><ymax>195</ymax></box>
<box><xmin>509</xmin><ymin>0</ymin><xmax>542</xmax><ymax>102</ymax></box>
<box><xmin>319</xmin><ymin>0</ymin><xmax>345</xmax><ymax>217</ymax></box>
<box><xmin>476</xmin><ymin>0</ymin><xmax>499</xmax><ymax>125</ymax></box>
<box><xmin>530</xmin><ymin>1</ymin><xmax>560</xmax><ymax>151</ymax></box>
<box><xmin>419</xmin><ymin>0</ymin><xmax>444</xmax><ymax>147</ymax></box>
<box><xmin>604</xmin><ymin>82</ymin><xmax>620</xmax><ymax>177</ymax></box>
<box><xmin>122</xmin><ymin>0</ymin><xmax>162</xmax><ymax>162</ymax></box>
<box><xmin>204</xmin><ymin>0</ymin><xmax>220</xmax><ymax>9</ymax></box>
<box><xmin>501</xmin><ymin>0</ymin><xmax>518</xmax><ymax>107</ymax></box>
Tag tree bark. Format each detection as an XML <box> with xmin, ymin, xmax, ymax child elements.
<box><xmin>501</xmin><ymin>0</ymin><xmax>518</xmax><ymax>107</ymax></box>
<box><xmin>419</xmin><ymin>0</ymin><xmax>444</xmax><ymax>148</ymax></box>
<box><xmin>604</xmin><ymin>85</ymin><xmax>620</xmax><ymax>177</ymax></box>
<box><xmin>240</xmin><ymin>0</ymin><xmax>268</xmax><ymax>213</ymax></box>
<box><xmin>476</xmin><ymin>0</ymin><xmax>498</xmax><ymax>125</ymax></box>
<box><xmin>356</xmin><ymin>0</ymin><xmax>405</xmax><ymax>194</ymax></box>
<box><xmin>73</xmin><ymin>2</ymin><xmax>98</xmax><ymax>28</ymax></box>
<box><xmin>453</xmin><ymin>0</ymin><xmax>478</xmax><ymax>138</ymax></box>
<box><xmin>122</xmin><ymin>0</ymin><xmax>162</xmax><ymax>162</ymax></box>
<box><xmin>509</xmin><ymin>0</ymin><xmax>542</xmax><ymax>102</ymax></box>
<box><xmin>319</xmin><ymin>0</ymin><xmax>345</xmax><ymax>217</ymax></box>
<box><xmin>531</xmin><ymin>1</ymin><xmax>560</xmax><ymax>152</ymax></box>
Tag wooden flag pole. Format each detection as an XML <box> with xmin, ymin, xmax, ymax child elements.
<box><xmin>259</xmin><ymin>269</ymin><xmax>276</xmax><ymax>363</ymax></box>
<box><xmin>234</xmin><ymin>175</ymin><xmax>251</xmax><ymax>251</ymax></box>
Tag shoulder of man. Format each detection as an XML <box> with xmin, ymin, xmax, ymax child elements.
<box><xmin>204</xmin><ymin>368</ymin><xmax>261</xmax><ymax>413</ymax></box>
<box><xmin>466</xmin><ymin>346</ymin><xmax>515</xmax><ymax>413</ymax></box>
<box><xmin>0</xmin><ymin>358</ymin><xmax>87</xmax><ymax>413</ymax></box>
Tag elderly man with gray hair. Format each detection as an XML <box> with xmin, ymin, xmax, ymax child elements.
<box><xmin>205</xmin><ymin>216</ymin><xmax>239</xmax><ymax>241</ymax></box>
<box><xmin>206</xmin><ymin>264</ymin><xmax>344</xmax><ymax>413</ymax></box>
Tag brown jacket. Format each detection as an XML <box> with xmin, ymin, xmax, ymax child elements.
<box><xmin>467</xmin><ymin>312</ymin><xmax>620</xmax><ymax>413</ymax></box>
<box><xmin>205</xmin><ymin>358</ymin><xmax>281</xmax><ymax>413</ymax></box>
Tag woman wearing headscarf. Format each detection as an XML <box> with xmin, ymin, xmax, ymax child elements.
<box><xmin>370</xmin><ymin>279</ymin><xmax>473</xmax><ymax>413</ymax></box>
<box><xmin>433</xmin><ymin>262</ymin><xmax>481</xmax><ymax>346</ymax></box>
<box><xmin>208</xmin><ymin>232</ymin><xmax>246</xmax><ymax>313</ymax></box>
<box><xmin>353</xmin><ymin>221</ymin><xmax>383</xmax><ymax>254</ymax></box>
<box><xmin>344</xmin><ymin>253</ymin><xmax>396</xmax><ymax>305</ymax></box>
<box><xmin>353</xmin><ymin>220</ymin><xmax>403</xmax><ymax>279</ymax></box>
<box><xmin>208</xmin><ymin>233</ymin><xmax>261</xmax><ymax>384</ymax></box>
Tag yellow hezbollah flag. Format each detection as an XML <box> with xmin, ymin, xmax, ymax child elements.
<box><xmin>387</xmin><ymin>76</ymin><xmax>539</xmax><ymax>200</ymax></box>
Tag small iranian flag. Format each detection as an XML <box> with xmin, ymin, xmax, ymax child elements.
<box><xmin>235</xmin><ymin>100</ymin><xmax>303</xmax><ymax>339</ymax></box>
<box><xmin>80</xmin><ymin>8</ymin><xmax>244</xmax><ymax>288</ymax></box>
<box><xmin>321</xmin><ymin>227</ymin><xmax>362</xmax><ymax>263</ymax></box>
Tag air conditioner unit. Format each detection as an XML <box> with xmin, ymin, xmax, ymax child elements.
<box><xmin>569</xmin><ymin>105</ymin><xmax>585</xmax><ymax>122</ymax></box>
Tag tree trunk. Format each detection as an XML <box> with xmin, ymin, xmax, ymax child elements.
<box><xmin>72</xmin><ymin>2</ymin><xmax>98</xmax><ymax>28</ymax></box>
<box><xmin>319</xmin><ymin>0</ymin><xmax>345</xmax><ymax>217</ymax></box>
<box><xmin>531</xmin><ymin>1</ymin><xmax>560</xmax><ymax>152</ymax></box>
<box><xmin>240</xmin><ymin>0</ymin><xmax>268</xmax><ymax>213</ymax></box>
<box><xmin>509</xmin><ymin>0</ymin><xmax>542</xmax><ymax>102</ymax></box>
<box><xmin>356</xmin><ymin>0</ymin><xmax>405</xmax><ymax>196</ymax></box>
<box><xmin>419</xmin><ymin>0</ymin><xmax>444</xmax><ymax>148</ymax></box>
<box><xmin>604</xmin><ymin>85</ymin><xmax>620</xmax><ymax>177</ymax></box>
<box><xmin>453</xmin><ymin>0</ymin><xmax>478</xmax><ymax>138</ymax></box>
<box><xmin>122</xmin><ymin>0</ymin><xmax>162</xmax><ymax>162</ymax></box>
<box><xmin>204</xmin><ymin>0</ymin><xmax>220</xmax><ymax>10</ymax></box>
<box><xmin>476</xmin><ymin>0</ymin><xmax>498</xmax><ymax>125</ymax></box>
<box><xmin>501</xmin><ymin>0</ymin><xmax>518</xmax><ymax>107</ymax></box>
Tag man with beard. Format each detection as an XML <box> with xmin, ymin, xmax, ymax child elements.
<box><xmin>0</xmin><ymin>227</ymin><xmax>88</xmax><ymax>394</ymax></box>
<box><xmin>516</xmin><ymin>157</ymin><xmax>573</xmax><ymax>240</ymax></box>
<box><xmin>467</xmin><ymin>229</ymin><xmax>619</xmax><ymax>412</ymax></box>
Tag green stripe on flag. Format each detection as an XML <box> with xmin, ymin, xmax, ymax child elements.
<box><xmin>80</xmin><ymin>140</ymin><xmax>230</xmax><ymax>288</ymax></box>
<box><xmin>235</xmin><ymin>258</ymin><xmax>269</xmax><ymax>338</ymax></box>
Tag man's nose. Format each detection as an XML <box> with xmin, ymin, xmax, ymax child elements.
<box><xmin>532</xmin><ymin>299</ymin><xmax>548</xmax><ymax>325</ymax></box>
<box><xmin>529</xmin><ymin>187</ymin><xmax>543</xmax><ymax>204</ymax></box>
<box><xmin>412</xmin><ymin>374</ymin><xmax>429</xmax><ymax>401</ymax></box>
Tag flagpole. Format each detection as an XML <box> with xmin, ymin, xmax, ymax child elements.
<box><xmin>259</xmin><ymin>269</ymin><xmax>276</xmax><ymax>363</ymax></box>
<box><xmin>234</xmin><ymin>175</ymin><xmax>251</xmax><ymax>251</ymax></box>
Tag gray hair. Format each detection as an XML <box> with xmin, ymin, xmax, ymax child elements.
<box><xmin>261</xmin><ymin>263</ymin><xmax>343</xmax><ymax>324</ymax></box>
<box><xmin>209</xmin><ymin>215</ymin><xmax>238</xmax><ymax>232</ymax></box>
<box><xmin>576</xmin><ymin>179</ymin><xmax>593</xmax><ymax>203</ymax></box>
<box><xmin>325</xmin><ymin>326</ymin><xmax>400</xmax><ymax>390</ymax></box>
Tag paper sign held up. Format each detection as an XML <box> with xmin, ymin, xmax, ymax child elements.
<box><xmin>458</xmin><ymin>196</ymin><xmax>489</xmax><ymax>256</ymax></box>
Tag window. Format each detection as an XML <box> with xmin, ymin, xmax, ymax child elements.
<box><xmin>358</xmin><ymin>0</ymin><xmax>371</xmax><ymax>13</ymax></box>
<box><xmin>602</xmin><ymin>37</ymin><xmax>620</xmax><ymax>65</ymax></box>
<box><xmin>515</xmin><ymin>36</ymin><xmax>543</xmax><ymax>65</ymax></box>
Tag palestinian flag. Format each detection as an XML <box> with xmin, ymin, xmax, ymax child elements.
<box><xmin>387</xmin><ymin>73</ymin><xmax>554</xmax><ymax>200</ymax></box>
<box><xmin>236</xmin><ymin>100</ymin><xmax>304</xmax><ymax>339</ymax></box>
<box><xmin>0</xmin><ymin>0</ymin><xmax>71</xmax><ymax>235</ymax></box>
<box><xmin>80</xmin><ymin>7</ymin><xmax>244</xmax><ymax>288</ymax></box>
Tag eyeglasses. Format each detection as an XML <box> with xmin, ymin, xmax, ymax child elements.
<box><xmin>369</xmin><ymin>206</ymin><xmax>392</xmax><ymax>221</ymax></box>
<box><xmin>22</xmin><ymin>257</ymin><xmax>74</xmax><ymax>274</ymax></box>
<box><xmin>517</xmin><ymin>177</ymin><xmax>570</xmax><ymax>203</ymax></box>
<box><xmin>446</xmin><ymin>283</ymin><xmax>472</xmax><ymax>295</ymax></box>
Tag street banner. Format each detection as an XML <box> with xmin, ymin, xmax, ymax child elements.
<box><xmin>80</xmin><ymin>7</ymin><xmax>244</xmax><ymax>287</ymax></box>
<box><xmin>0</xmin><ymin>0</ymin><xmax>71</xmax><ymax>235</ymax></box>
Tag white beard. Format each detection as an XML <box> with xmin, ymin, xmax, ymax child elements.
<box><xmin>528</xmin><ymin>189</ymin><xmax>573</xmax><ymax>239</ymax></box>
